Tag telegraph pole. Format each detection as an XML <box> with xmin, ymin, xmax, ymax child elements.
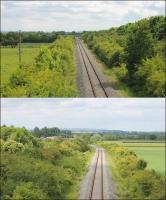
<box><xmin>18</xmin><ymin>30</ymin><xmax>22</xmax><ymax>66</ymax></box>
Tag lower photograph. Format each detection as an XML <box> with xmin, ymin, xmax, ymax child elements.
<box><xmin>1</xmin><ymin>98</ymin><xmax>165</xmax><ymax>200</ymax></box>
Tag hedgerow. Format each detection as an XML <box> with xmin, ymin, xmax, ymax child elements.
<box><xmin>1</xmin><ymin>36</ymin><xmax>78</xmax><ymax>97</ymax></box>
<box><xmin>83</xmin><ymin>16</ymin><xmax>165</xmax><ymax>97</ymax></box>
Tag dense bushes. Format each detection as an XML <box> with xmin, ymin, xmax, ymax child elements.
<box><xmin>135</xmin><ymin>54</ymin><xmax>165</xmax><ymax>96</ymax></box>
<box><xmin>0</xmin><ymin>126</ymin><xmax>92</xmax><ymax>199</ymax></box>
<box><xmin>98</xmin><ymin>142</ymin><xmax>165</xmax><ymax>199</ymax></box>
<box><xmin>0</xmin><ymin>126</ymin><xmax>40</xmax><ymax>147</ymax></box>
<box><xmin>83</xmin><ymin>16</ymin><xmax>165</xmax><ymax>97</ymax></box>
<box><xmin>1</xmin><ymin>36</ymin><xmax>78</xmax><ymax>97</ymax></box>
<box><xmin>12</xmin><ymin>182</ymin><xmax>48</xmax><ymax>200</ymax></box>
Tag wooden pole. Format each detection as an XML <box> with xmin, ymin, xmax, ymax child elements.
<box><xmin>19</xmin><ymin>30</ymin><xmax>21</xmax><ymax>66</ymax></box>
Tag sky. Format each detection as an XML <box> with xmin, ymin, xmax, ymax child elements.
<box><xmin>1</xmin><ymin>98</ymin><xmax>165</xmax><ymax>132</ymax></box>
<box><xmin>1</xmin><ymin>1</ymin><xmax>165</xmax><ymax>32</ymax></box>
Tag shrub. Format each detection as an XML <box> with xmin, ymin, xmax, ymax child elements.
<box><xmin>135</xmin><ymin>54</ymin><xmax>165</xmax><ymax>96</ymax></box>
<box><xmin>2</xmin><ymin>140</ymin><xmax>24</xmax><ymax>153</ymax></box>
<box><xmin>12</xmin><ymin>182</ymin><xmax>48</xmax><ymax>200</ymax></box>
<box><xmin>83</xmin><ymin>16</ymin><xmax>165</xmax><ymax>97</ymax></box>
<box><xmin>113</xmin><ymin>63</ymin><xmax>128</xmax><ymax>81</ymax></box>
<box><xmin>2</xmin><ymin>36</ymin><xmax>78</xmax><ymax>97</ymax></box>
<box><xmin>1</xmin><ymin>126</ymin><xmax>91</xmax><ymax>199</ymax></box>
<box><xmin>126</xmin><ymin>170</ymin><xmax>165</xmax><ymax>199</ymax></box>
<box><xmin>97</xmin><ymin>142</ymin><xmax>165</xmax><ymax>199</ymax></box>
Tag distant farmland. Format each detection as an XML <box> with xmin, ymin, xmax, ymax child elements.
<box><xmin>123</xmin><ymin>142</ymin><xmax>165</xmax><ymax>176</ymax></box>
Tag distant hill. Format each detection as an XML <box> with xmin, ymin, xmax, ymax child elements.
<box><xmin>68</xmin><ymin>128</ymin><xmax>164</xmax><ymax>135</ymax></box>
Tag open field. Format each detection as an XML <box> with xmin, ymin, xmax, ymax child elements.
<box><xmin>1</xmin><ymin>43</ymin><xmax>48</xmax><ymax>84</ymax></box>
<box><xmin>123</xmin><ymin>142</ymin><xmax>165</xmax><ymax>176</ymax></box>
<box><xmin>101</xmin><ymin>141</ymin><xmax>165</xmax><ymax>176</ymax></box>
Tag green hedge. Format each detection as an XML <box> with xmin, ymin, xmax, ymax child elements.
<box><xmin>2</xmin><ymin>36</ymin><xmax>78</xmax><ymax>97</ymax></box>
<box><xmin>83</xmin><ymin>16</ymin><xmax>165</xmax><ymax>97</ymax></box>
<box><xmin>98</xmin><ymin>142</ymin><xmax>165</xmax><ymax>199</ymax></box>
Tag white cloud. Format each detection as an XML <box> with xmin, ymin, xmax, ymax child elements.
<box><xmin>1</xmin><ymin>98</ymin><xmax>165</xmax><ymax>131</ymax></box>
<box><xmin>1</xmin><ymin>1</ymin><xmax>165</xmax><ymax>31</ymax></box>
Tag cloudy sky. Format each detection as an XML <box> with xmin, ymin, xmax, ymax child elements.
<box><xmin>1</xmin><ymin>1</ymin><xmax>165</xmax><ymax>31</ymax></box>
<box><xmin>1</xmin><ymin>98</ymin><xmax>165</xmax><ymax>131</ymax></box>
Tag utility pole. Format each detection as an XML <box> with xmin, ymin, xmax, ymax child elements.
<box><xmin>18</xmin><ymin>30</ymin><xmax>22</xmax><ymax>66</ymax></box>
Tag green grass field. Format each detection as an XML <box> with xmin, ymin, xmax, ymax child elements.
<box><xmin>123</xmin><ymin>143</ymin><xmax>165</xmax><ymax>176</ymax></box>
<box><xmin>1</xmin><ymin>43</ymin><xmax>48</xmax><ymax>85</ymax></box>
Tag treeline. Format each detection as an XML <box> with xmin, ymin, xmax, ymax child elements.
<box><xmin>2</xmin><ymin>36</ymin><xmax>78</xmax><ymax>97</ymax></box>
<box><xmin>82</xmin><ymin>16</ymin><xmax>165</xmax><ymax>97</ymax></box>
<box><xmin>101</xmin><ymin>131</ymin><xmax>164</xmax><ymax>140</ymax></box>
<box><xmin>76</xmin><ymin>131</ymin><xmax>165</xmax><ymax>142</ymax></box>
<box><xmin>98</xmin><ymin>142</ymin><xmax>165</xmax><ymax>199</ymax></box>
<box><xmin>32</xmin><ymin>127</ymin><xmax>72</xmax><ymax>138</ymax></box>
<box><xmin>0</xmin><ymin>125</ymin><xmax>91</xmax><ymax>199</ymax></box>
<box><xmin>0</xmin><ymin>31</ymin><xmax>66</xmax><ymax>47</ymax></box>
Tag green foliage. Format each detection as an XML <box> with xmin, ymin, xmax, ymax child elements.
<box><xmin>1</xmin><ymin>140</ymin><xmax>24</xmax><ymax>153</ymax></box>
<box><xmin>1</xmin><ymin>31</ymin><xmax>61</xmax><ymax>46</ymax></box>
<box><xmin>126</xmin><ymin>170</ymin><xmax>165</xmax><ymax>199</ymax></box>
<box><xmin>0</xmin><ymin>125</ymin><xmax>91</xmax><ymax>199</ymax></box>
<box><xmin>2</xmin><ymin>36</ymin><xmax>78</xmax><ymax>97</ymax></box>
<box><xmin>90</xmin><ymin>134</ymin><xmax>102</xmax><ymax>143</ymax></box>
<box><xmin>134</xmin><ymin>54</ymin><xmax>165</xmax><ymax>97</ymax></box>
<box><xmin>113</xmin><ymin>63</ymin><xmax>128</xmax><ymax>81</ymax></box>
<box><xmin>98</xmin><ymin>142</ymin><xmax>165</xmax><ymax>199</ymax></box>
<box><xmin>0</xmin><ymin>126</ymin><xmax>40</xmax><ymax>147</ymax></box>
<box><xmin>12</xmin><ymin>182</ymin><xmax>48</xmax><ymax>200</ymax></box>
<box><xmin>83</xmin><ymin>16</ymin><xmax>165</xmax><ymax>97</ymax></box>
<box><xmin>125</xmin><ymin>19</ymin><xmax>154</xmax><ymax>72</ymax></box>
<box><xmin>32</xmin><ymin>126</ymin><xmax>72</xmax><ymax>138</ymax></box>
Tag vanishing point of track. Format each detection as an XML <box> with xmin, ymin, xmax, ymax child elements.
<box><xmin>76</xmin><ymin>38</ymin><xmax>109</xmax><ymax>97</ymax></box>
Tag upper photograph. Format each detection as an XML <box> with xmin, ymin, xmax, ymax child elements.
<box><xmin>1</xmin><ymin>1</ymin><xmax>165</xmax><ymax>97</ymax></box>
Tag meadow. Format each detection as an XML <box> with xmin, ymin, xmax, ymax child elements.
<box><xmin>1</xmin><ymin>43</ymin><xmax>48</xmax><ymax>85</ymax></box>
<box><xmin>123</xmin><ymin>142</ymin><xmax>165</xmax><ymax>176</ymax></box>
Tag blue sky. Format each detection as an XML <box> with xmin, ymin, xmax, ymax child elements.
<box><xmin>1</xmin><ymin>1</ymin><xmax>165</xmax><ymax>31</ymax></box>
<box><xmin>1</xmin><ymin>98</ymin><xmax>165</xmax><ymax>131</ymax></box>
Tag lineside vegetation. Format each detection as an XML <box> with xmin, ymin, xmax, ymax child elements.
<box><xmin>0</xmin><ymin>125</ymin><xmax>92</xmax><ymax>199</ymax></box>
<box><xmin>1</xmin><ymin>36</ymin><xmax>78</xmax><ymax>97</ymax></box>
<box><xmin>82</xmin><ymin>16</ymin><xmax>165</xmax><ymax>97</ymax></box>
<box><xmin>97</xmin><ymin>142</ymin><xmax>165</xmax><ymax>199</ymax></box>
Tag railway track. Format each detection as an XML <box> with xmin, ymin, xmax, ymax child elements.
<box><xmin>76</xmin><ymin>38</ymin><xmax>109</xmax><ymax>97</ymax></box>
<box><xmin>89</xmin><ymin>149</ymin><xmax>104</xmax><ymax>200</ymax></box>
<box><xmin>79</xmin><ymin>148</ymin><xmax>117</xmax><ymax>200</ymax></box>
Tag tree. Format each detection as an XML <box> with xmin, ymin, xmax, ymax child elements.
<box><xmin>33</xmin><ymin>127</ymin><xmax>41</xmax><ymax>137</ymax></box>
<box><xmin>125</xmin><ymin>20</ymin><xmax>154</xmax><ymax>75</ymax></box>
<box><xmin>149</xmin><ymin>134</ymin><xmax>157</xmax><ymax>140</ymax></box>
<box><xmin>90</xmin><ymin>134</ymin><xmax>102</xmax><ymax>143</ymax></box>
